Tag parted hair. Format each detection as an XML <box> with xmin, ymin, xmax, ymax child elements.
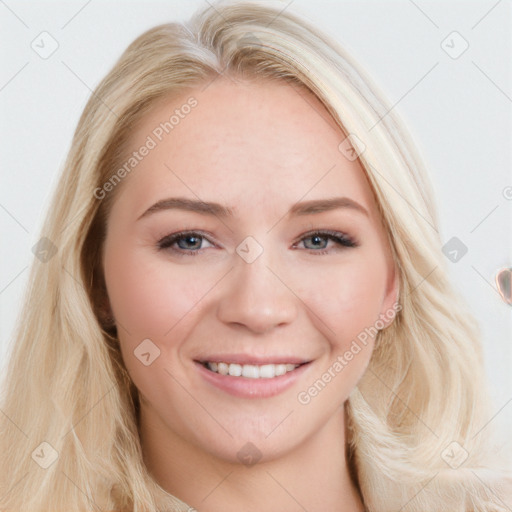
<box><xmin>1</xmin><ymin>1</ymin><xmax>510</xmax><ymax>511</ymax></box>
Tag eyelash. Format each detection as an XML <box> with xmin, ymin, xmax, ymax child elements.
<box><xmin>157</xmin><ymin>229</ymin><xmax>358</xmax><ymax>257</ymax></box>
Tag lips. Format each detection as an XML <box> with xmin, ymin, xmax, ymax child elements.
<box><xmin>194</xmin><ymin>359</ymin><xmax>313</xmax><ymax>398</ymax></box>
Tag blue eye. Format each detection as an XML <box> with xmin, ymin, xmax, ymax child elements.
<box><xmin>157</xmin><ymin>231</ymin><xmax>212</xmax><ymax>255</ymax></box>
<box><xmin>157</xmin><ymin>229</ymin><xmax>358</xmax><ymax>257</ymax></box>
<box><xmin>296</xmin><ymin>230</ymin><xmax>358</xmax><ymax>254</ymax></box>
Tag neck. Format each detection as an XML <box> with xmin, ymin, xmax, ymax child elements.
<box><xmin>140</xmin><ymin>403</ymin><xmax>365</xmax><ymax>512</ymax></box>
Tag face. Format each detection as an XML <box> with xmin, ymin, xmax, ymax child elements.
<box><xmin>102</xmin><ymin>77</ymin><xmax>398</xmax><ymax>465</ymax></box>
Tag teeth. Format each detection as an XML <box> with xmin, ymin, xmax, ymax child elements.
<box><xmin>242</xmin><ymin>364</ymin><xmax>259</xmax><ymax>378</ymax></box>
<box><xmin>205</xmin><ymin>361</ymin><xmax>301</xmax><ymax>378</ymax></box>
<box><xmin>217</xmin><ymin>362</ymin><xmax>229</xmax><ymax>375</ymax></box>
<box><xmin>228</xmin><ymin>364</ymin><xmax>242</xmax><ymax>377</ymax></box>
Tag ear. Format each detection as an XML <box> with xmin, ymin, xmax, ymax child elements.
<box><xmin>378</xmin><ymin>264</ymin><xmax>400</xmax><ymax>330</ymax></box>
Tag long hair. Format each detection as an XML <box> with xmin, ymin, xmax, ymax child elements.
<box><xmin>1</xmin><ymin>1</ymin><xmax>510</xmax><ymax>510</ymax></box>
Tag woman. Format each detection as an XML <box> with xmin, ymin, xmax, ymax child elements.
<box><xmin>1</xmin><ymin>1</ymin><xmax>510</xmax><ymax>511</ymax></box>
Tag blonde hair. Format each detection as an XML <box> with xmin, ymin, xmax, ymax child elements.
<box><xmin>1</xmin><ymin>1</ymin><xmax>510</xmax><ymax>510</ymax></box>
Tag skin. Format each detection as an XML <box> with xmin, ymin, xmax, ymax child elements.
<box><xmin>102</xmin><ymin>76</ymin><xmax>398</xmax><ymax>512</ymax></box>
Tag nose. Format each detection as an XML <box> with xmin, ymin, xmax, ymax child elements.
<box><xmin>216</xmin><ymin>248</ymin><xmax>298</xmax><ymax>334</ymax></box>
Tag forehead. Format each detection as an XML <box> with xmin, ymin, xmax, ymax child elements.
<box><xmin>113</xmin><ymin>77</ymin><xmax>378</xmax><ymax>220</ymax></box>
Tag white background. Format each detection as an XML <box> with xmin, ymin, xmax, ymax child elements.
<box><xmin>1</xmin><ymin>0</ymin><xmax>511</xmax><ymax>450</ymax></box>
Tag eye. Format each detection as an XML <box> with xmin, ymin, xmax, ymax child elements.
<box><xmin>157</xmin><ymin>229</ymin><xmax>358</xmax><ymax>257</ymax></box>
<box><xmin>157</xmin><ymin>231</ymin><xmax>214</xmax><ymax>256</ymax></box>
<box><xmin>293</xmin><ymin>230</ymin><xmax>358</xmax><ymax>255</ymax></box>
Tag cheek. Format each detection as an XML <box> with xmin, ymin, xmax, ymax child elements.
<box><xmin>103</xmin><ymin>247</ymin><xmax>213</xmax><ymax>413</ymax></box>
<box><xmin>292</xmin><ymin>253</ymin><xmax>389</xmax><ymax>409</ymax></box>
<box><xmin>103</xmin><ymin>245</ymin><xmax>208</xmax><ymax>341</ymax></box>
<box><xmin>298</xmin><ymin>253</ymin><xmax>389</xmax><ymax>344</ymax></box>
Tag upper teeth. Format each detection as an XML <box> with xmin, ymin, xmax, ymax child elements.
<box><xmin>205</xmin><ymin>361</ymin><xmax>300</xmax><ymax>378</ymax></box>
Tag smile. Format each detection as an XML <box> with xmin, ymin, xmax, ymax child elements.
<box><xmin>202</xmin><ymin>361</ymin><xmax>303</xmax><ymax>379</ymax></box>
<box><xmin>194</xmin><ymin>360</ymin><xmax>312</xmax><ymax>399</ymax></box>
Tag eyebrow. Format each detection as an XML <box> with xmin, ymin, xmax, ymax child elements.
<box><xmin>137</xmin><ymin>196</ymin><xmax>369</xmax><ymax>220</ymax></box>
